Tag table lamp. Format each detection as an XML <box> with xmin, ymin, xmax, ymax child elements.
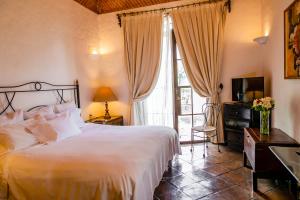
<box><xmin>93</xmin><ymin>87</ymin><xmax>118</xmax><ymax>119</ymax></box>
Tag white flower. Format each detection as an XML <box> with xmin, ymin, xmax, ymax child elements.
<box><xmin>265</xmin><ymin>97</ymin><xmax>272</xmax><ymax>101</ymax></box>
<box><xmin>253</xmin><ymin>97</ymin><xmax>274</xmax><ymax>111</ymax></box>
<box><xmin>253</xmin><ymin>99</ymin><xmax>258</xmax><ymax>107</ymax></box>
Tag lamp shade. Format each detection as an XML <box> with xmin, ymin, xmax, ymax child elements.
<box><xmin>93</xmin><ymin>87</ymin><xmax>118</xmax><ymax>102</ymax></box>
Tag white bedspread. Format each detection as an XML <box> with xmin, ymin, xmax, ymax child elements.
<box><xmin>0</xmin><ymin>124</ymin><xmax>180</xmax><ymax>200</ymax></box>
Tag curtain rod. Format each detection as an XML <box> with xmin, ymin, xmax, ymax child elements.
<box><xmin>116</xmin><ymin>0</ymin><xmax>231</xmax><ymax>27</ymax></box>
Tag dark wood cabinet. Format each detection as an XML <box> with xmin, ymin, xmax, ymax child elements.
<box><xmin>223</xmin><ymin>102</ymin><xmax>259</xmax><ymax>151</ymax></box>
<box><xmin>243</xmin><ymin>128</ymin><xmax>299</xmax><ymax>192</ymax></box>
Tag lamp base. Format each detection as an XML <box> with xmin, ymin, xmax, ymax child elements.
<box><xmin>104</xmin><ymin>102</ymin><xmax>111</xmax><ymax>120</ymax></box>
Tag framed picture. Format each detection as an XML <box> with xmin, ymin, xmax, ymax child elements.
<box><xmin>284</xmin><ymin>0</ymin><xmax>300</xmax><ymax>79</ymax></box>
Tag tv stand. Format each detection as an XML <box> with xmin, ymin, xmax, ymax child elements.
<box><xmin>223</xmin><ymin>102</ymin><xmax>259</xmax><ymax>151</ymax></box>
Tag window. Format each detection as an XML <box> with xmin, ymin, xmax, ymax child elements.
<box><xmin>172</xmin><ymin>33</ymin><xmax>207</xmax><ymax>143</ymax></box>
<box><xmin>141</xmin><ymin>16</ymin><xmax>207</xmax><ymax>144</ymax></box>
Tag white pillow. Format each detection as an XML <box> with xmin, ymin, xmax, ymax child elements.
<box><xmin>50</xmin><ymin>113</ymin><xmax>81</xmax><ymax>141</ymax></box>
<box><xmin>26</xmin><ymin>112</ymin><xmax>81</xmax><ymax>143</ymax></box>
<box><xmin>19</xmin><ymin>115</ymin><xmax>45</xmax><ymax>126</ymax></box>
<box><xmin>0</xmin><ymin>110</ymin><xmax>24</xmax><ymax>126</ymax></box>
<box><xmin>24</xmin><ymin>106</ymin><xmax>54</xmax><ymax>120</ymax></box>
<box><xmin>53</xmin><ymin>102</ymin><xmax>84</xmax><ymax>128</ymax></box>
<box><xmin>54</xmin><ymin>102</ymin><xmax>76</xmax><ymax>113</ymax></box>
<box><xmin>42</xmin><ymin>112</ymin><xmax>64</xmax><ymax>121</ymax></box>
<box><xmin>44</xmin><ymin>108</ymin><xmax>85</xmax><ymax>128</ymax></box>
<box><xmin>69</xmin><ymin>108</ymin><xmax>85</xmax><ymax>128</ymax></box>
<box><xmin>26</xmin><ymin>122</ymin><xmax>57</xmax><ymax>144</ymax></box>
<box><xmin>0</xmin><ymin>122</ymin><xmax>38</xmax><ymax>156</ymax></box>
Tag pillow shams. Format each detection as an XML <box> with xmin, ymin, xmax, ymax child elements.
<box><xmin>0</xmin><ymin>122</ymin><xmax>39</xmax><ymax>155</ymax></box>
<box><xmin>0</xmin><ymin>110</ymin><xmax>24</xmax><ymax>126</ymax></box>
<box><xmin>26</xmin><ymin>112</ymin><xmax>81</xmax><ymax>143</ymax></box>
<box><xmin>49</xmin><ymin>113</ymin><xmax>81</xmax><ymax>141</ymax></box>
<box><xmin>24</xmin><ymin>106</ymin><xmax>54</xmax><ymax>120</ymax></box>
<box><xmin>69</xmin><ymin>108</ymin><xmax>85</xmax><ymax>128</ymax></box>
<box><xmin>44</xmin><ymin>108</ymin><xmax>85</xmax><ymax>128</ymax></box>
<box><xmin>54</xmin><ymin>102</ymin><xmax>76</xmax><ymax>113</ymax></box>
<box><xmin>53</xmin><ymin>102</ymin><xmax>85</xmax><ymax>128</ymax></box>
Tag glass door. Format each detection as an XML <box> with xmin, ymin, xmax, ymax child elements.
<box><xmin>172</xmin><ymin>32</ymin><xmax>207</xmax><ymax>143</ymax></box>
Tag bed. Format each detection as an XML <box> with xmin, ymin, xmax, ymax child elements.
<box><xmin>0</xmin><ymin>81</ymin><xmax>181</xmax><ymax>200</ymax></box>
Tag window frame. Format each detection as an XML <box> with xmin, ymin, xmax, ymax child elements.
<box><xmin>172</xmin><ymin>31</ymin><xmax>206</xmax><ymax>144</ymax></box>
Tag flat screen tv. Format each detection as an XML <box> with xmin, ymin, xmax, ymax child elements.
<box><xmin>232</xmin><ymin>77</ymin><xmax>264</xmax><ymax>103</ymax></box>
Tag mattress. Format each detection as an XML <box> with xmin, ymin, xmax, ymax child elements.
<box><xmin>0</xmin><ymin>124</ymin><xmax>180</xmax><ymax>200</ymax></box>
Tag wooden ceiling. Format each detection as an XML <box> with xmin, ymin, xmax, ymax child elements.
<box><xmin>74</xmin><ymin>0</ymin><xmax>180</xmax><ymax>14</ymax></box>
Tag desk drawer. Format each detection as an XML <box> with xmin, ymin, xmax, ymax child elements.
<box><xmin>224</xmin><ymin>104</ymin><xmax>251</xmax><ymax>120</ymax></box>
<box><xmin>224</xmin><ymin>119</ymin><xmax>250</xmax><ymax>131</ymax></box>
<box><xmin>244</xmin><ymin>130</ymin><xmax>255</xmax><ymax>168</ymax></box>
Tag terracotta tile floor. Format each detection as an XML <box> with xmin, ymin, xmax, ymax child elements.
<box><xmin>154</xmin><ymin>144</ymin><xmax>296</xmax><ymax>200</ymax></box>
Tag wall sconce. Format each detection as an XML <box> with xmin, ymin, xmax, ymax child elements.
<box><xmin>89</xmin><ymin>47</ymin><xmax>100</xmax><ymax>56</ymax></box>
<box><xmin>88</xmin><ymin>47</ymin><xmax>101</xmax><ymax>60</ymax></box>
<box><xmin>253</xmin><ymin>36</ymin><xmax>269</xmax><ymax>45</ymax></box>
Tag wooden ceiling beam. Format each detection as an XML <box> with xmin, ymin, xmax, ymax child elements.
<box><xmin>74</xmin><ymin>0</ymin><xmax>99</xmax><ymax>14</ymax></box>
<box><xmin>73</xmin><ymin>0</ymin><xmax>181</xmax><ymax>14</ymax></box>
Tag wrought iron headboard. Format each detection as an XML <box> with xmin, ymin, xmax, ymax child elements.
<box><xmin>0</xmin><ymin>80</ymin><xmax>80</xmax><ymax>115</ymax></box>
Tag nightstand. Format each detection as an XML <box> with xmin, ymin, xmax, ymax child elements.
<box><xmin>87</xmin><ymin>116</ymin><xmax>124</xmax><ymax>126</ymax></box>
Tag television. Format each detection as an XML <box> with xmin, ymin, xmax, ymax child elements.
<box><xmin>232</xmin><ymin>77</ymin><xmax>264</xmax><ymax>103</ymax></box>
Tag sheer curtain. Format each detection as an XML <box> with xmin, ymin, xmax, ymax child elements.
<box><xmin>135</xmin><ymin>16</ymin><xmax>174</xmax><ymax>128</ymax></box>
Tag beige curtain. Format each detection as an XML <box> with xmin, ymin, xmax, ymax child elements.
<box><xmin>123</xmin><ymin>12</ymin><xmax>163</xmax><ymax>125</ymax></box>
<box><xmin>171</xmin><ymin>2</ymin><xmax>227</xmax><ymax>143</ymax></box>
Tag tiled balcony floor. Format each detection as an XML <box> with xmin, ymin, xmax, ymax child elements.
<box><xmin>154</xmin><ymin>144</ymin><xmax>295</xmax><ymax>200</ymax></box>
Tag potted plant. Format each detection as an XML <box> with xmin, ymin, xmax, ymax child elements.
<box><xmin>252</xmin><ymin>97</ymin><xmax>275</xmax><ymax>135</ymax></box>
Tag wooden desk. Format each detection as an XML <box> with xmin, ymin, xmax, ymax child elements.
<box><xmin>243</xmin><ymin>128</ymin><xmax>299</xmax><ymax>192</ymax></box>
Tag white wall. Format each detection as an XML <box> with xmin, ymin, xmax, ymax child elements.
<box><xmin>0</xmin><ymin>0</ymin><xmax>271</xmax><ymax>128</ymax></box>
<box><xmin>221</xmin><ymin>0</ymin><xmax>264</xmax><ymax>102</ymax></box>
<box><xmin>0</xmin><ymin>0</ymin><xmax>100</xmax><ymax>119</ymax></box>
<box><xmin>262</xmin><ymin>0</ymin><xmax>300</xmax><ymax>142</ymax></box>
<box><xmin>96</xmin><ymin>0</ymin><xmax>300</xmax><ymax>142</ymax></box>
<box><xmin>98</xmin><ymin>0</ymin><xmax>264</xmax><ymax>122</ymax></box>
<box><xmin>93</xmin><ymin>13</ymin><xmax>130</xmax><ymax>123</ymax></box>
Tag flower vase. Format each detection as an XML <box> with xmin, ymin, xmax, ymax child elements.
<box><xmin>260</xmin><ymin>110</ymin><xmax>270</xmax><ymax>135</ymax></box>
